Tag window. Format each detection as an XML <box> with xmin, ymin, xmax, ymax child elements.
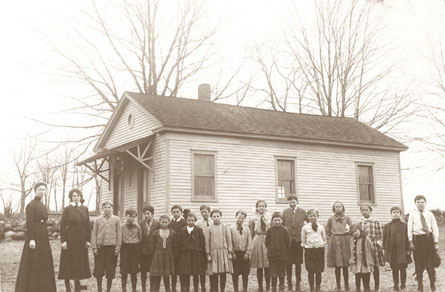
<box><xmin>357</xmin><ymin>164</ymin><xmax>375</xmax><ymax>203</ymax></box>
<box><xmin>276</xmin><ymin>158</ymin><xmax>296</xmax><ymax>202</ymax></box>
<box><xmin>192</xmin><ymin>152</ymin><xmax>216</xmax><ymax>201</ymax></box>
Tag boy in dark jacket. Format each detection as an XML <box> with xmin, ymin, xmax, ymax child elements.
<box><xmin>169</xmin><ymin>205</ymin><xmax>187</xmax><ymax>292</ymax></box>
<box><xmin>139</xmin><ymin>205</ymin><xmax>160</xmax><ymax>292</ymax></box>
<box><xmin>383</xmin><ymin>206</ymin><xmax>411</xmax><ymax>291</ymax></box>
<box><xmin>266</xmin><ymin>212</ymin><xmax>291</xmax><ymax>292</ymax></box>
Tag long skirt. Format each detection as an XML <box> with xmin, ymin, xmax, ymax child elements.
<box><xmin>94</xmin><ymin>246</ymin><xmax>118</xmax><ymax>279</ymax></box>
<box><xmin>269</xmin><ymin>259</ymin><xmax>286</xmax><ymax>277</ymax></box>
<box><xmin>58</xmin><ymin>240</ymin><xmax>91</xmax><ymax>279</ymax></box>
<box><xmin>15</xmin><ymin>225</ymin><xmax>57</xmax><ymax>292</ymax></box>
<box><xmin>209</xmin><ymin>249</ymin><xmax>233</xmax><ymax>274</ymax></box>
<box><xmin>150</xmin><ymin>249</ymin><xmax>175</xmax><ymax>276</ymax></box>
<box><xmin>140</xmin><ymin>253</ymin><xmax>152</xmax><ymax>273</ymax></box>
<box><xmin>250</xmin><ymin>234</ymin><xmax>269</xmax><ymax>268</ymax></box>
<box><xmin>233</xmin><ymin>251</ymin><xmax>250</xmax><ymax>275</ymax></box>
<box><xmin>327</xmin><ymin>234</ymin><xmax>350</xmax><ymax>267</ymax></box>
<box><xmin>304</xmin><ymin>248</ymin><xmax>325</xmax><ymax>273</ymax></box>
<box><xmin>177</xmin><ymin>250</ymin><xmax>206</xmax><ymax>275</ymax></box>
<box><xmin>120</xmin><ymin>243</ymin><xmax>140</xmax><ymax>275</ymax></box>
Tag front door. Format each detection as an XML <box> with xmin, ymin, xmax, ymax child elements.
<box><xmin>137</xmin><ymin>167</ymin><xmax>149</xmax><ymax>217</ymax></box>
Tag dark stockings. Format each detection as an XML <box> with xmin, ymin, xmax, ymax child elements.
<box><xmin>210</xmin><ymin>273</ymin><xmax>227</xmax><ymax>292</ymax></box>
<box><xmin>373</xmin><ymin>267</ymin><xmax>380</xmax><ymax>290</ymax></box>
<box><xmin>64</xmin><ymin>279</ymin><xmax>81</xmax><ymax>292</ymax></box>
<box><xmin>307</xmin><ymin>272</ymin><xmax>322</xmax><ymax>289</ymax></box>
<box><xmin>199</xmin><ymin>275</ymin><xmax>206</xmax><ymax>292</ymax></box>
<box><xmin>122</xmin><ymin>274</ymin><xmax>137</xmax><ymax>291</ymax></box>
<box><xmin>271</xmin><ymin>276</ymin><xmax>284</xmax><ymax>292</ymax></box>
<box><xmin>391</xmin><ymin>268</ymin><xmax>407</xmax><ymax>288</ymax></box>
<box><xmin>232</xmin><ymin>274</ymin><xmax>249</xmax><ymax>292</ymax></box>
<box><xmin>355</xmin><ymin>273</ymin><xmax>370</xmax><ymax>291</ymax></box>
<box><xmin>335</xmin><ymin>267</ymin><xmax>349</xmax><ymax>289</ymax></box>
<box><xmin>180</xmin><ymin>275</ymin><xmax>200</xmax><ymax>292</ymax></box>
<box><xmin>152</xmin><ymin>276</ymin><xmax>171</xmax><ymax>292</ymax></box>
<box><xmin>96</xmin><ymin>277</ymin><xmax>102</xmax><ymax>292</ymax></box>
<box><xmin>257</xmin><ymin>268</ymin><xmax>271</xmax><ymax>291</ymax></box>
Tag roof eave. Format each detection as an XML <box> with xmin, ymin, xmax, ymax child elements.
<box><xmin>160</xmin><ymin>126</ymin><xmax>408</xmax><ymax>152</ymax></box>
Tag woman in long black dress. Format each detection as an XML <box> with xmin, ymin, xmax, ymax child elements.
<box><xmin>15</xmin><ymin>182</ymin><xmax>57</xmax><ymax>292</ymax></box>
<box><xmin>58</xmin><ymin>188</ymin><xmax>92</xmax><ymax>292</ymax></box>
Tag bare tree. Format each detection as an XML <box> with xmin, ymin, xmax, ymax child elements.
<box><xmin>0</xmin><ymin>192</ymin><xmax>19</xmax><ymax>218</ymax></box>
<box><xmin>37</xmin><ymin>154</ymin><xmax>58</xmax><ymax>210</ymax></box>
<box><xmin>34</xmin><ymin>0</ymin><xmax>240</xmax><ymax>148</ymax></box>
<box><xmin>58</xmin><ymin>148</ymin><xmax>75</xmax><ymax>210</ymax></box>
<box><xmin>280</xmin><ymin>0</ymin><xmax>417</xmax><ymax>134</ymax></box>
<box><xmin>250</xmin><ymin>44</ymin><xmax>309</xmax><ymax>113</ymax></box>
<box><xmin>12</xmin><ymin>139</ymin><xmax>38</xmax><ymax>215</ymax></box>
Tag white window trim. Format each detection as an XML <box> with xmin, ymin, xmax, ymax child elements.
<box><xmin>355</xmin><ymin>162</ymin><xmax>377</xmax><ymax>205</ymax></box>
<box><xmin>275</xmin><ymin>156</ymin><xmax>298</xmax><ymax>204</ymax></box>
<box><xmin>191</xmin><ymin>150</ymin><xmax>218</xmax><ymax>202</ymax></box>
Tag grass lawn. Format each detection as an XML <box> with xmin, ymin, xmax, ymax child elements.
<box><xmin>1</xmin><ymin>226</ymin><xmax>444</xmax><ymax>292</ymax></box>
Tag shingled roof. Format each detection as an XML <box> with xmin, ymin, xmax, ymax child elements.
<box><xmin>124</xmin><ymin>92</ymin><xmax>407</xmax><ymax>152</ymax></box>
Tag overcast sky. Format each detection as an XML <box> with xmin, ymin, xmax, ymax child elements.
<box><xmin>0</xmin><ymin>0</ymin><xmax>444</xmax><ymax>211</ymax></box>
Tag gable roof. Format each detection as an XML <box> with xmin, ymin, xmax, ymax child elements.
<box><xmin>119</xmin><ymin>92</ymin><xmax>407</xmax><ymax>152</ymax></box>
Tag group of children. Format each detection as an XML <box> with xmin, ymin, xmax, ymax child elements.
<box><xmin>90</xmin><ymin>194</ymin><xmax>440</xmax><ymax>292</ymax></box>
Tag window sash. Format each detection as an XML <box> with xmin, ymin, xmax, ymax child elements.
<box><xmin>276</xmin><ymin>159</ymin><xmax>295</xmax><ymax>201</ymax></box>
<box><xmin>358</xmin><ymin>165</ymin><xmax>374</xmax><ymax>202</ymax></box>
<box><xmin>193</xmin><ymin>153</ymin><xmax>215</xmax><ymax>200</ymax></box>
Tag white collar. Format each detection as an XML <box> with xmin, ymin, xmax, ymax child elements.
<box><xmin>187</xmin><ymin>226</ymin><xmax>194</xmax><ymax>233</ymax></box>
<box><xmin>71</xmin><ymin>202</ymin><xmax>80</xmax><ymax>207</ymax></box>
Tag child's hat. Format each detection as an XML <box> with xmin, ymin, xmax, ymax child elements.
<box><xmin>271</xmin><ymin>211</ymin><xmax>283</xmax><ymax>220</ymax></box>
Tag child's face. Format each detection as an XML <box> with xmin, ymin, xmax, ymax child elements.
<box><xmin>334</xmin><ymin>203</ymin><xmax>344</xmax><ymax>214</ymax></box>
<box><xmin>186</xmin><ymin>216</ymin><xmax>196</xmax><ymax>227</ymax></box>
<box><xmin>287</xmin><ymin>199</ymin><xmax>297</xmax><ymax>209</ymax></box>
<box><xmin>257</xmin><ymin>202</ymin><xmax>266</xmax><ymax>214</ymax></box>
<box><xmin>211</xmin><ymin>212</ymin><xmax>221</xmax><ymax>224</ymax></box>
<box><xmin>160</xmin><ymin>218</ymin><xmax>169</xmax><ymax>229</ymax></box>
<box><xmin>353</xmin><ymin>229</ymin><xmax>361</xmax><ymax>238</ymax></box>
<box><xmin>200</xmin><ymin>209</ymin><xmax>210</xmax><ymax>219</ymax></box>
<box><xmin>72</xmin><ymin>193</ymin><xmax>82</xmax><ymax>204</ymax></box>
<box><xmin>236</xmin><ymin>214</ymin><xmax>246</xmax><ymax>225</ymax></box>
<box><xmin>308</xmin><ymin>213</ymin><xmax>318</xmax><ymax>223</ymax></box>
<box><xmin>360</xmin><ymin>206</ymin><xmax>371</xmax><ymax>218</ymax></box>
<box><xmin>103</xmin><ymin>204</ymin><xmax>113</xmax><ymax>216</ymax></box>
<box><xmin>391</xmin><ymin>209</ymin><xmax>401</xmax><ymax>220</ymax></box>
<box><xmin>126</xmin><ymin>214</ymin><xmax>136</xmax><ymax>224</ymax></box>
<box><xmin>273</xmin><ymin>217</ymin><xmax>282</xmax><ymax>227</ymax></box>
<box><xmin>415</xmin><ymin>199</ymin><xmax>426</xmax><ymax>211</ymax></box>
<box><xmin>144</xmin><ymin>210</ymin><xmax>153</xmax><ymax>222</ymax></box>
<box><xmin>172</xmin><ymin>208</ymin><xmax>182</xmax><ymax>219</ymax></box>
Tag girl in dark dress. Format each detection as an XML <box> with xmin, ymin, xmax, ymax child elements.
<box><xmin>58</xmin><ymin>188</ymin><xmax>92</xmax><ymax>292</ymax></box>
<box><xmin>15</xmin><ymin>182</ymin><xmax>57</xmax><ymax>292</ymax></box>
<box><xmin>177</xmin><ymin>212</ymin><xmax>206</xmax><ymax>292</ymax></box>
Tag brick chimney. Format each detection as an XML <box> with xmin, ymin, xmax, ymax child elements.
<box><xmin>198</xmin><ymin>84</ymin><xmax>211</xmax><ymax>102</ymax></box>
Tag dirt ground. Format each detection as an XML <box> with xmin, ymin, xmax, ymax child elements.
<box><xmin>1</xmin><ymin>226</ymin><xmax>444</xmax><ymax>292</ymax></box>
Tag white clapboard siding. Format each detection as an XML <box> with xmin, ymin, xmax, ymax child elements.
<box><xmin>105</xmin><ymin>100</ymin><xmax>160</xmax><ymax>150</ymax></box>
<box><xmin>148</xmin><ymin>136</ymin><xmax>167</xmax><ymax>214</ymax></box>
<box><xmin>166</xmin><ymin>133</ymin><xmax>403</xmax><ymax>225</ymax></box>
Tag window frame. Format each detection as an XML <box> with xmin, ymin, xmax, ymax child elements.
<box><xmin>355</xmin><ymin>162</ymin><xmax>377</xmax><ymax>205</ymax></box>
<box><xmin>275</xmin><ymin>156</ymin><xmax>297</xmax><ymax>203</ymax></box>
<box><xmin>191</xmin><ymin>150</ymin><xmax>217</xmax><ymax>202</ymax></box>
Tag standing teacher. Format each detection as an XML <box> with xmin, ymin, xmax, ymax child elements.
<box><xmin>58</xmin><ymin>188</ymin><xmax>92</xmax><ymax>292</ymax></box>
<box><xmin>15</xmin><ymin>181</ymin><xmax>57</xmax><ymax>292</ymax></box>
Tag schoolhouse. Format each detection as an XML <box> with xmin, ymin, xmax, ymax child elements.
<box><xmin>78</xmin><ymin>87</ymin><xmax>407</xmax><ymax>223</ymax></box>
